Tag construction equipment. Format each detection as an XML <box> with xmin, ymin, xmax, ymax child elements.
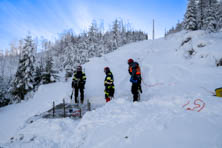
<box><xmin>215</xmin><ymin>87</ymin><xmax>222</xmax><ymax>97</ymax></box>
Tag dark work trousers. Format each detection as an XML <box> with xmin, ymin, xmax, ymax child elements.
<box><xmin>74</xmin><ymin>84</ymin><xmax>84</xmax><ymax>103</ymax></box>
<box><xmin>105</xmin><ymin>86</ymin><xmax>115</xmax><ymax>99</ymax></box>
<box><xmin>131</xmin><ymin>80</ymin><xmax>141</xmax><ymax>102</ymax></box>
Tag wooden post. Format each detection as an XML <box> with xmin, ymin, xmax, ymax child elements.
<box><xmin>87</xmin><ymin>99</ymin><xmax>91</xmax><ymax>111</ymax></box>
<box><xmin>79</xmin><ymin>108</ymin><xmax>82</xmax><ymax>118</ymax></box>
<box><xmin>53</xmin><ymin>101</ymin><xmax>55</xmax><ymax>118</ymax></box>
<box><xmin>70</xmin><ymin>90</ymin><xmax>73</xmax><ymax>104</ymax></box>
<box><xmin>63</xmin><ymin>99</ymin><xmax>66</xmax><ymax>118</ymax></box>
<box><xmin>70</xmin><ymin>90</ymin><xmax>73</xmax><ymax>100</ymax></box>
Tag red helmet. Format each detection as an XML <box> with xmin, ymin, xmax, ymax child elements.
<box><xmin>104</xmin><ymin>67</ymin><xmax>110</xmax><ymax>73</ymax></box>
<box><xmin>128</xmin><ymin>58</ymin><xmax>134</xmax><ymax>64</ymax></box>
<box><xmin>77</xmin><ymin>65</ymin><xmax>82</xmax><ymax>71</ymax></box>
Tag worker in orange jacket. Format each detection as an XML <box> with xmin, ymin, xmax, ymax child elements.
<box><xmin>128</xmin><ymin>59</ymin><xmax>142</xmax><ymax>102</ymax></box>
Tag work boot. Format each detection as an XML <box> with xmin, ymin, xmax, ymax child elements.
<box><xmin>106</xmin><ymin>98</ymin><xmax>111</xmax><ymax>102</ymax></box>
<box><xmin>133</xmin><ymin>95</ymin><xmax>138</xmax><ymax>102</ymax></box>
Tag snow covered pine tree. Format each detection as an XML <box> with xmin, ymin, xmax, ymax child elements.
<box><xmin>184</xmin><ymin>0</ymin><xmax>198</xmax><ymax>31</ymax></box>
<box><xmin>10</xmin><ymin>35</ymin><xmax>36</xmax><ymax>102</ymax></box>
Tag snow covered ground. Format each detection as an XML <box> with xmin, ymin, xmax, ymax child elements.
<box><xmin>1</xmin><ymin>30</ymin><xmax>222</xmax><ymax>148</ymax></box>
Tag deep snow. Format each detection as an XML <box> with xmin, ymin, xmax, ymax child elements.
<box><xmin>1</xmin><ymin>30</ymin><xmax>222</xmax><ymax>148</ymax></box>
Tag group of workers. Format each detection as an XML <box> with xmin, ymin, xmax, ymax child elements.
<box><xmin>71</xmin><ymin>58</ymin><xmax>142</xmax><ymax>104</ymax></box>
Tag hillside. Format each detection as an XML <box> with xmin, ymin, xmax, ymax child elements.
<box><xmin>1</xmin><ymin>30</ymin><xmax>222</xmax><ymax>148</ymax></box>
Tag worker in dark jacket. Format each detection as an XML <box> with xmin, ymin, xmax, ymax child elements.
<box><xmin>72</xmin><ymin>66</ymin><xmax>86</xmax><ymax>104</ymax></box>
<box><xmin>128</xmin><ymin>58</ymin><xmax>142</xmax><ymax>102</ymax></box>
<box><xmin>104</xmin><ymin>67</ymin><xmax>115</xmax><ymax>102</ymax></box>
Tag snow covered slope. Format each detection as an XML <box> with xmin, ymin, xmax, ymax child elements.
<box><xmin>1</xmin><ymin>30</ymin><xmax>222</xmax><ymax>148</ymax></box>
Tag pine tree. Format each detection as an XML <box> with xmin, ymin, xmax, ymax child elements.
<box><xmin>10</xmin><ymin>35</ymin><xmax>36</xmax><ymax>102</ymax></box>
<box><xmin>205</xmin><ymin>0</ymin><xmax>218</xmax><ymax>32</ymax></box>
<box><xmin>216</xmin><ymin>1</ymin><xmax>222</xmax><ymax>30</ymax></box>
<box><xmin>87</xmin><ymin>21</ymin><xmax>97</xmax><ymax>58</ymax></box>
<box><xmin>184</xmin><ymin>0</ymin><xmax>198</xmax><ymax>31</ymax></box>
<box><xmin>0</xmin><ymin>77</ymin><xmax>7</xmax><ymax>106</ymax></box>
<box><xmin>0</xmin><ymin>76</ymin><xmax>11</xmax><ymax>107</ymax></box>
<box><xmin>33</xmin><ymin>57</ymin><xmax>44</xmax><ymax>87</ymax></box>
<box><xmin>87</xmin><ymin>20</ymin><xmax>103</xmax><ymax>58</ymax></box>
<box><xmin>175</xmin><ymin>21</ymin><xmax>184</xmax><ymax>32</ymax></box>
<box><xmin>77</xmin><ymin>36</ymin><xmax>89</xmax><ymax>64</ymax></box>
<box><xmin>112</xmin><ymin>19</ymin><xmax>121</xmax><ymax>49</ymax></box>
<box><xmin>206</xmin><ymin>6</ymin><xmax>217</xmax><ymax>32</ymax></box>
<box><xmin>103</xmin><ymin>32</ymin><xmax>114</xmax><ymax>53</ymax></box>
<box><xmin>63</xmin><ymin>41</ymin><xmax>76</xmax><ymax>68</ymax></box>
<box><xmin>197</xmin><ymin>0</ymin><xmax>209</xmax><ymax>29</ymax></box>
<box><xmin>42</xmin><ymin>54</ymin><xmax>58</xmax><ymax>84</ymax></box>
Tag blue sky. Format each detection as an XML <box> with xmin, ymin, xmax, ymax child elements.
<box><xmin>0</xmin><ymin>0</ymin><xmax>187</xmax><ymax>51</ymax></box>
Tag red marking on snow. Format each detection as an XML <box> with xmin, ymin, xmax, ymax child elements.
<box><xmin>183</xmin><ymin>99</ymin><xmax>206</xmax><ymax>112</ymax></box>
<box><xmin>194</xmin><ymin>99</ymin><xmax>205</xmax><ymax>112</ymax></box>
<box><xmin>182</xmin><ymin>100</ymin><xmax>190</xmax><ymax>108</ymax></box>
<box><xmin>186</xmin><ymin>107</ymin><xmax>191</xmax><ymax>110</ymax></box>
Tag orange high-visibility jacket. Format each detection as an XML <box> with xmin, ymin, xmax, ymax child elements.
<box><xmin>129</xmin><ymin>62</ymin><xmax>141</xmax><ymax>77</ymax></box>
